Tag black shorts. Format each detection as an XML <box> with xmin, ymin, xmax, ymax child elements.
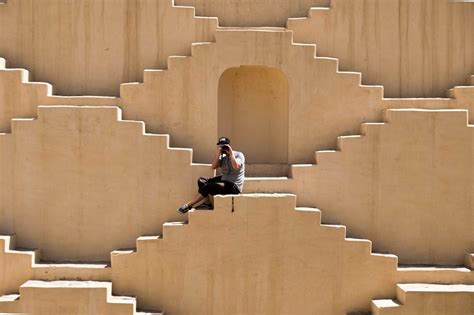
<box><xmin>197</xmin><ymin>176</ymin><xmax>240</xmax><ymax>197</ymax></box>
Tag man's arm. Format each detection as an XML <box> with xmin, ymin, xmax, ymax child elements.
<box><xmin>211</xmin><ymin>146</ymin><xmax>222</xmax><ymax>170</ymax></box>
<box><xmin>226</xmin><ymin>145</ymin><xmax>242</xmax><ymax>170</ymax></box>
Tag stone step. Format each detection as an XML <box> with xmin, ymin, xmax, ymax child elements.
<box><xmin>371</xmin><ymin>299</ymin><xmax>401</xmax><ymax>314</ymax></box>
<box><xmin>448</xmin><ymin>85</ymin><xmax>474</xmax><ymax>99</ymax></box>
<box><xmin>0</xmin><ymin>294</ymin><xmax>20</xmax><ymax>302</ymax></box>
<box><xmin>243</xmin><ymin>176</ymin><xmax>292</xmax><ymax>194</ymax></box>
<box><xmin>245</xmin><ymin>163</ymin><xmax>289</xmax><ymax>177</ymax></box>
<box><xmin>0</xmin><ymin>235</ymin><xmax>40</xmax><ymax>264</ymax></box>
<box><xmin>218</xmin><ymin>26</ymin><xmax>287</xmax><ymax>31</ymax></box>
<box><xmin>136</xmin><ymin>235</ymin><xmax>162</xmax><ymax>252</ymax></box>
<box><xmin>162</xmin><ymin>221</ymin><xmax>189</xmax><ymax>239</ymax></box>
<box><xmin>0</xmin><ymin>280</ymin><xmax>148</xmax><ymax>314</ymax></box>
<box><xmin>137</xmin><ymin>312</ymin><xmax>164</xmax><ymax>315</ymax></box>
<box><xmin>32</xmin><ymin>262</ymin><xmax>111</xmax><ymax>282</ymax></box>
<box><xmin>397</xmin><ymin>265</ymin><xmax>474</xmax><ymax>285</ymax></box>
<box><xmin>372</xmin><ymin>283</ymin><xmax>474</xmax><ymax>315</ymax></box>
<box><xmin>0</xmin><ymin>280</ymin><xmax>164</xmax><ymax>314</ymax></box>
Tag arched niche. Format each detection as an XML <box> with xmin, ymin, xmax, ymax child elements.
<box><xmin>218</xmin><ymin>66</ymin><xmax>289</xmax><ymax>175</ymax></box>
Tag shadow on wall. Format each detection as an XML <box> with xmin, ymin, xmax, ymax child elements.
<box><xmin>218</xmin><ymin>66</ymin><xmax>289</xmax><ymax>168</ymax></box>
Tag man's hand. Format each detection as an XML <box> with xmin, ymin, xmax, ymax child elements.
<box><xmin>224</xmin><ymin>144</ymin><xmax>233</xmax><ymax>155</ymax></box>
<box><xmin>216</xmin><ymin>145</ymin><xmax>222</xmax><ymax>157</ymax></box>
<box><xmin>212</xmin><ymin>145</ymin><xmax>222</xmax><ymax>169</ymax></box>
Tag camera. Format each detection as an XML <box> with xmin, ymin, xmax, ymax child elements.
<box><xmin>220</xmin><ymin>144</ymin><xmax>230</xmax><ymax>152</ymax></box>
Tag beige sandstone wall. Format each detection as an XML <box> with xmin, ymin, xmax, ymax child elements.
<box><xmin>3</xmin><ymin>29</ymin><xmax>474</xmax><ymax>166</ymax></box>
<box><xmin>0</xmin><ymin>106</ymin><xmax>213</xmax><ymax>261</ymax></box>
<box><xmin>0</xmin><ymin>235</ymin><xmax>113</xmax><ymax>296</ymax></box>
<box><xmin>0</xmin><ymin>59</ymin><xmax>118</xmax><ymax>132</ymax></box>
<box><xmin>120</xmin><ymin>28</ymin><xmax>474</xmax><ymax>164</ymax></box>
<box><xmin>175</xmin><ymin>0</ymin><xmax>329</xmax><ymax>26</ymax></box>
<box><xmin>1</xmin><ymin>0</ymin><xmax>473</xmax><ymax>98</ymax></box>
<box><xmin>218</xmin><ymin>66</ymin><xmax>289</xmax><ymax>164</ymax></box>
<box><xmin>2</xmin><ymin>32</ymin><xmax>474</xmax><ymax>165</ymax></box>
<box><xmin>288</xmin><ymin>0</ymin><xmax>474</xmax><ymax>98</ymax></box>
<box><xmin>111</xmin><ymin>194</ymin><xmax>399</xmax><ymax>314</ymax></box>
<box><xmin>0</xmin><ymin>2</ymin><xmax>473</xmax><ymax>312</ymax></box>
<box><xmin>120</xmin><ymin>29</ymin><xmax>384</xmax><ymax>164</ymax></box>
<box><xmin>1</xmin><ymin>28</ymin><xmax>473</xmax><ymax>266</ymax></box>
<box><xmin>0</xmin><ymin>0</ymin><xmax>217</xmax><ymax>96</ymax></box>
<box><xmin>246</xmin><ymin>109</ymin><xmax>474</xmax><ymax>265</ymax></box>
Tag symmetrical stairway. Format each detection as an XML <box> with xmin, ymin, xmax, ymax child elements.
<box><xmin>1</xmin><ymin>190</ymin><xmax>473</xmax><ymax>313</ymax></box>
<box><xmin>0</xmin><ymin>1</ymin><xmax>473</xmax><ymax>314</ymax></box>
<box><xmin>109</xmin><ymin>194</ymin><xmax>399</xmax><ymax>314</ymax></box>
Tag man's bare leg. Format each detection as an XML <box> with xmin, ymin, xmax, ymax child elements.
<box><xmin>178</xmin><ymin>193</ymin><xmax>208</xmax><ymax>214</ymax></box>
<box><xmin>186</xmin><ymin>193</ymin><xmax>206</xmax><ymax>208</ymax></box>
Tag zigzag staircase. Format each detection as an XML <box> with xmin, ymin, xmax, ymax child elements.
<box><xmin>0</xmin><ymin>2</ymin><xmax>473</xmax><ymax>314</ymax></box>
<box><xmin>1</xmin><ymin>66</ymin><xmax>473</xmax><ymax>315</ymax></box>
<box><xmin>244</xmin><ymin>108</ymin><xmax>473</xmax><ymax>190</ymax></box>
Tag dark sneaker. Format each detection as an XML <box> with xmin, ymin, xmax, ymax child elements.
<box><xmin>177</xmin><ymin>204</ymin><xmax>191</xmax><ymax>214</ymax></box>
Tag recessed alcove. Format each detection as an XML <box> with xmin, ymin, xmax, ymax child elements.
<box><xmin>218</xmin><ymin>66</ymin><xmax>289</xmax><ymax>176</ymax></box>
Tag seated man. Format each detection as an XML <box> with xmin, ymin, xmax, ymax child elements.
<box><xmin>177</xmin><ymin>137</ymin><xmax>245</xmax><ymax>214</ymax></box>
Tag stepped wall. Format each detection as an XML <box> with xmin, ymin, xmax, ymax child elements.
<box><xmin>1</xmin><ymin>0</ymin><xmax>473</xmax><ymax>98</ymax></box>
<box><xmin>0</xmin><ymin>280</ymin><xmax>136</xmax><ymax>315</ymax></box>
<box><xmin>247</xmin><ymin>110</ymin><xmax>474</xmax><ymax>265</ymax></box>
<box><xmin>0</xmin><ymin>106</ymin><xmax>213</xmax><ymax>261</ymax></box>
<box><xmin>175</xmin><ymin>0</ymin><xmax>329</xmax><ymax>26</ymax></box>
<box><xmin>289</xmin><ymin>0</ymin><xmax>474</xmax><ymax>97</ymax></box>
<box><xmin>0</xmin><ymin>1</ymin><xmax>473</xmax><ymax>312</ymax></box>
<box><xmin>120</xmin><ymin>29</ymin><xmax>385</xmax><ymax>164</ymax></box>
<box><xmin>0</xmin><ymin>0</ymin><xmax>217</xmax><ymax>96</ymax></box>
<box><xmin>111</xmin><ymin>194</ymin><xmax>399</xmax><ymax>314</ymax></box>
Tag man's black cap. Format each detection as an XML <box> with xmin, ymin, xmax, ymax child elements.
<box><xmin>217</xmin><ymin>137</ymin><xmax>231</xmax><ymax>145</ymax></box>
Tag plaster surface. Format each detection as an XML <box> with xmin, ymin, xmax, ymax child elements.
<box><xmin>2</xmin><ymin>31</ymin><xmax>474</xmax><ymax>164</ymax></box>
<box><xmin>120</xmin><ymin>28</ymin><xmax>384</xmax><ymax>164</ymax></box>
<box><xmin>218</xmin><ymin>66</ymin><xmax>289</xmax><ymax>164</ymax></box>
<box><xmin>1</xmin><ymin>0</ymin><xmax>473</xmax><ymax>98</ymax></box>
<box><xmin>0</xmin><ymin>0</ymin><xmax>217</xmax><ymax>96</ymax></box>
<box><xmin>0</xmin><ymin>1</ymin><xmax>472</xmax><ymax>313</ymax></box>
<box><xmin>0</xmin><ymin>106</ymin><xmax>213</xmax><ymax>261</ymax></box>
<box><xmin>245</xmin><ymin>109</ymin><xmax>474</xmax><ymax>265</ymax></box>
<box><xmin>111</xmin><ymin>194</ymin><xmax>398</xmax><ymax>314</ymax></box>
<box><xmin>288</xmin><ymin>0</ymin><xmax>474</xmax><ymax>97</ymax></box>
